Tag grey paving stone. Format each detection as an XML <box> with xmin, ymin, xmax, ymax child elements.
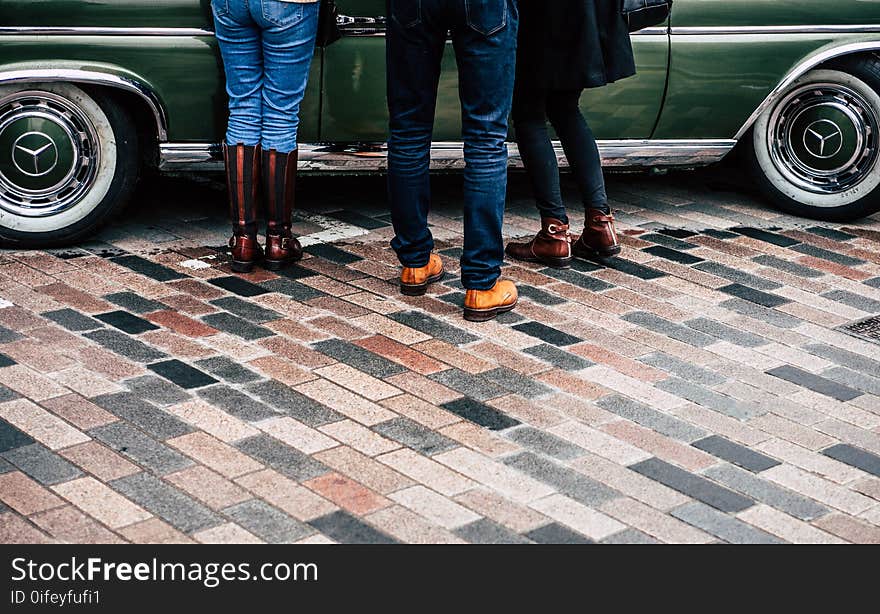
<box><xmin>821</xmin><ymin>366</ymin><xmax>880</xmax><ymax>397</ymax></box>
<box><xmin>671</xmin><ymin>502</ymin><xmax>783</xmax><ymax>544</ymax></box>
<box><xmin>90</xmin><ymin>422</ymin><xmax>193</xmax><ymax>475</ymax></box>
<box><xmin>111</xmin><ymin>472</ymin><xmax>222</xmax><ymax>533</ymax></box>
<box><xmin>804</xmin><ymin>344</ymin><xmax>880</xmax><ymax>377</ymax></box>
<box><xmin>373</xmin><ymin>417</ymin><xmax>458</xmax><ymax>456</ymax></box>
<box><xmin>821</xmin><ymin>290</ymin><xmax>880</xmax><ymax>314</ymax></box>
<box><xmin>523</xmin><ymin>343</ymin><xmax>593</xmax><ymax>371</ymax></box>
<box><xmin>0</xmin><ymin>418</ymin><xmax>33</xmax><ymax>452</ymax></box>
<box><xmin>0</xmin><ymin>385</ymin><xmax>18</xmax><ymax>403</ymax></box>
<box><xmin>752</xmin><ymin>254</ymin><xmax>824</xmax><ymax>278</ymax></box>
<box><xmin>91</xmin><ymin>392</ymin><xmax>193</xmax><ymax>440</ymax></box>
<box><xmin>210</xmin><ymin>296</ymin><xmax>281</xmax><ymax>323</ymax></box>
<box><xmin>440</xmin><ymin>398</ymin><xmax>520</xmax><ymax>431</ymax></box>
<box><xmin>517</xmin><ymin>285</ymin><xmax>567</xmax><ymax>306</ymax></box>
<box><xmin>719</xmin><ymin>284</ymin><xmax>789</xmax><ymax>308</ymax></box>
<box><xmin>124</xmin><ymin>375</ymin><xmax>190</xmax><ymax>406</ymax></box>
<box><xmin>684</xmin><ymin>317</ymin><xmax>768</xmax><ymax>348</ymax></box>
<box><xmin>504</xmin><ymin>426</ymin><xmax>588</xmax><ymax>461</ymax></box>
<box><xmin>0</xmin><ymin>353</ymin><xmax>13</xmax><ymax>368</ymax></box>
<box><xmin>0</xmin><ymin>325</ymin><xmax>23</xmax><ymax>344</ymax></box>
<box><xmin>42</xmin><ymin>308</ymin><xmax>104</xmax><ymax>332</ymax></box>
<box><xmin>259</xmin><ymin>278</ymin><xmax>326</xmax><ymax>301</ymax></box>
<box><xmin>1</xmin><ymin>443</ymin><xmax>82</xmax><ymax>485</ymax></box>
<box><xmin>702</xmin><ymin>464</ymin><xmax>828</xmax><ymax>521</ymax></box>
<box><xmin>309</xmin><ymin>511</ymin><xmax>398</xmax><ymax>544</ymax></box>
<box><xmin>540</xmin><ymin>268</ymin><xmax>614</xmax><ymax>292</ymax></box>
<box><xmin>84</xmin><ymin>329</ymin><xmax>168</xmax><ymax>363</ymax></box>
<box><xmin>600</xmin><ymin>528</ymin><xmax>660</xmax><ymax>544</ymax></box>
<box><xmin>638</xmin><ymin>352</ymin><xmax>725</xmax><ymax>386</ymax></box>
<box><xmin>388</xmin><ymin>311</ymin><xmax>479</xmax><ymax>345</ymax></box>
<box><xmin>512</xmin><ymin>321</ymin><xmax>583</xmax><ymax>347</ymax></box>
<box><xmin>222</xmin><ymin>499</ymin><xmax>313</xmax><ymax>543</ymax></box>
<box><xmin>692</xmin><ymin>436</ymin><xmax>780</xmax><ymax>472</ymax></box>
<box><xmin>621</xmin><ymin>312</ymin><xmax>716</xmax><ymax>347</ymax></box>
<box><xmin>197</xmin><ymin>385</ymin><xmax>278</xmax><ymax>422</ymax></box>
<box><xmin>503</xmin><ymin>452</ymin><xmax>618</xmax><ymax>506</ymax></box>
<box><xmin>718</xmin><ymin>298</ymin><xmax>801</xmax><ymax>329</ymax></box>
<box><xmin>311</xmin><ymin>339</ymin><xmax>406</xmax><ymax>378</ymax></box>
<box><xmin>234</xmin><ymin>434</ymin><xmax>328</xmax><ymax>481</ymax></box>
<box><xmin>103</xmin><ymin>292</ymin><xmax>167</xmax><ymax>314</ymax></box>
<box><xmin>525</xmin><ymin>522</ymin><xmax>594</xmax><ymax>544</ymax></box>
<box><xmin>822</xmin><ymin>443</ymin><xmax>880</xmax><ymax>478</ymax></box>
<box><xmin>629</xmin><ymin>457</ymin><xmax>754</xmax><ymax>513</ymax></box>
<box><xmin>865</xmin><ymin>277</ymin><xmax>880</xmax><ymax>289</ymax></box>
<box><xmin>194</xmin><ymin>356</ymin><xmax>262</xmax><ymax>384</ymax></box>
<box><xmin>789</xmin><ymin>243</ymin><xmax>865</xmax><ymax>266</ymax></box>
<box><xmin>429</xmin><ymin>368</ymin><xmax>507</xmax><ymax>402</ymax></box>
<box><xmin>655</xmin><ymin>377</ymin><xmax>765</xmax><ymax>420</ymax></box>
<box><xmin>454</xmin><ymin>518</ymin><xmax>533</xmax><ymax>544</ymax></box>
<box><xmin>694</xmin><ymin>261</ymin><xmax>782</xmax><ymax>291</ymax></box>
<box><xmin>245</xmin><ymin>381</ymin><xmax>343</xmax><ymax>427</ymax></box>
<box><xmin>483</xmin><ymin>367</ymin><xmax>553</xmax><ymax>399</ymax></box>
<box><xmin>201</xmin><ymin>313</ymin><xmax>275</xmax><ymax>341</ymax></box>
<box><xmin>766</xmin><ymin>365</ymin><xmax>862</xmax><ymax>402</ymax></box>
<box><xmin>596</xmin><ymin>395</ymin><xmax>708</xmax><ymax>442</ymax></box>
<box><xmin>641</xmin><ymin>232</ymin><xmax>699</xmax><ymax>251</ymax></box>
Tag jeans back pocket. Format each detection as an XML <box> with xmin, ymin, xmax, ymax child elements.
<box><xmin>211</xmin><ymin>0</ymin><xmax>230</xmax><ymax>18</ymax></box>
<box><xmin>262</xmin><ymin>0</ymin><xmax>306</xmax><ymax>27</ymax></box>
<box><xmin>390</xmin><ymin>0</ymin><xmax>421</xmax><ymax>28</ymax></box>
<box><xmin>465</xmin><ymin>0</ymin><xmax>507</xmax><ymax>36</ymax></box>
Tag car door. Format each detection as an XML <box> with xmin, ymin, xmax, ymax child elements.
<box><xmin>320</xmin><ymin>0</ymin><xmax>669</xmax><ymax>142</ymax></box>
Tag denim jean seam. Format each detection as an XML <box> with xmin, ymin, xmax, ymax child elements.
<box><xmin>390</xmin><ymin>0</ymin><xmax>422</xmax><ymax>29</ymax></box>
<box><xmin>262</xmin><ymin>0</ymin><xmax>306</xmax><ymax>28</ymax></box>
<box><xmin>465</xmin><ymin>0</ymin><xmax>508</xmax><ymax>37</ymax></box>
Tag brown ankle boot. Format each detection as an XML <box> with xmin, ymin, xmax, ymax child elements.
<box><xmin>263</xmin><ymin>148</ymin><xmax>303</xmax><ymax>271</ymax></box>
<box><xmin>224</xmin><ymin>143</ymin><xmax>264</xmax><ymax>273</ymax></box>
<box><xmin>463</xmin><ymin>279</ymin><xmax>518</xmax><ymax>322</ymax></box>
<box><xmin>573</xmin><ymin>208</ymin><xmax>621</xmax><ymax>262</ymax></box>
<box><xmin>400</xmin><ymin>253</ymin><xmax>445</xmax><ymax>296</ymax></box>
<box><xmin>505</xmin><ymin>217</ymin><xmax>572</xmax><ymax>269</ymax></box>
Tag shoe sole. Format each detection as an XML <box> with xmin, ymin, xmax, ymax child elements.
<box><xmin>263</xmin><ymin>255</ymin><xmax>303</xmax><ymax>271</ymax></box>
<box><xmin>231</xmin><ymin>260</ymin><xmax>260</xmax><ymax>274</ymax></box>
<box><xmin>505</xmin><ymin>250</ymin><xmax>572</xmax><ymax>269</ymax></box>
<box><xmin>463</xmin><ymin>299</ymin><xmax>518</xmax><ymax>322</ymax></box>
<box><xmin>400</xmin><ymin>271</ymin><xmax>445</xmax><ymax>297</ymax></box>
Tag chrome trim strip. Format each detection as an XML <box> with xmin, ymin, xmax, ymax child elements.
<box><xmin>0</xmin><ymin>68</ymin><xmax>169</xmax><ymax>141</ymax></box>
<box><xmin>672</xmin><ymin>25</ymin><xmax>880</xmax><ymax>35</ymax></box>
<box><xmin>160</xmin><ymin>139</ymin><xmax>736</xmax><ymax>172</ymax></box>
<box><xmin>0</xmin><ymin>26</ymin><xmax>214</xmax><ymax>37</ymax></box>
<box><xmin>734</xmin><ymin>41</ymin><xmax>880</xmax><ymax>140</ymax></box>
<box><xmin>335</xmin><ymin>16</ymin><xmax>667</xmax><ymax>37</ymax></box>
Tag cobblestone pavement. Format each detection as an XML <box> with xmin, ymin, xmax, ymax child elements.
<box><xmin>2</xmin><ymin>166</ymin><xmax>880</xmax><ymax>544</ymax></box>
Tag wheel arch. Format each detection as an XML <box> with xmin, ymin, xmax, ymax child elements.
<box><xmin>734</xmin><ymin>41</ymin><xmax>880</xmax><ymax>141</ymax></box>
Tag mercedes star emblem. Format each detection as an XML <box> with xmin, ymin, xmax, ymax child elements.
<box><xmin>12</xmin><ymin>131</ymin><xmax>59</xmax><ymax>177</ymax></box>
<box><xmin>803</xmin><ymin>119</ymin><xmax>844</xmax><ymax>159</ymax></box>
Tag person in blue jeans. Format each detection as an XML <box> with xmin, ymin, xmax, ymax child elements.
<box><xmin>387</xmin><ymin>0</ymin><xmax>520</xmax><ymax>322</ymax></box>
<box><xmin>212</xmin><ymin>0</ymin><xmax>320</xmax><ymax>273</ymax></box>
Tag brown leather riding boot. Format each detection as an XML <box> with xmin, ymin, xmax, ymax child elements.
<box><xmin>262</xmin><ymin>148</ymin><xmax>303</xmax><ymax>271</ymax></box>
<box><xmin>224</xmin><ymin>143</ymin><xmax>264</xmax><ymax>273</ymax></box>
<box><xmin>463</xmin><ymin>279</ymin><xmax>518</xmax><ymax>322</ymax></box>
<box><xmin>505</xmin><ymin>217</ymin><xmax>572</xmax><ymax>269</ymax></box>
<box><xmin>400</xmin><ymin>253</ymin><xmax>445</xmax><ymax>296</ymax></box>
<box><xmin>572</xmin><ymin>208</ymin><xmax>622</xmax><ymax>262</ymax></box>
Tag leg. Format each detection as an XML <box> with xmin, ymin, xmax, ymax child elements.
<box><xmin>452</xmin><ymin>0</ymin><xmax>519</xmax><ymax>291</ymax></box>
<box><xmin>256</xmin><ymin>0</ymin><xmax>320</xmax><ymax>268</ymax></box>
<box><xmin>512</xmin><ymin>88</ymin><xmax>568</xmax><ymax>223</ymax></box>
<box><xmin>386</xmin><ymin>0</ymin><xmax>447</xmax><ymax>270</ymax></box>
<box><xmin>545</xmin><ymin>90</ymin><xmax>609</xmax><ymax>213</ymax></box>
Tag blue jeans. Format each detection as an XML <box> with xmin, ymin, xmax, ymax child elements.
<box><xmin>386</xmin><ymin>0</ymin><xmax>519</xmax><ymax>291</ymax></box>
<box><xmin>212</xmin><ymin>0</ymin><xmax>319</xmax><ymax>153</ymax></box>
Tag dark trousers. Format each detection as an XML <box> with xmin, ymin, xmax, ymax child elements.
<box><xmin>386</xmin><ymin>0</ymin><xmax>518</xmax><ymax>290</ymax></box>
<box><xmin>512</xmin><ymin>88</ymin><xmax>608</xmax><ymax>225</ymax></box>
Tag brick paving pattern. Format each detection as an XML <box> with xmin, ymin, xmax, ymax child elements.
<box><xmin>2</xmin><ymin>168</ymin><xmax>880</xmax><ymax>544</ymax></box>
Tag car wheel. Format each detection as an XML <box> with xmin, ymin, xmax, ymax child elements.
<box><xmin>0</xmin><ymin>83</ymin><xmax>139</xmax><ymax>247</ymax></box>
<box><xmin>748</xmin><ymin>61</ymin><xmax>880</xmax><ymax>221</ymax></box>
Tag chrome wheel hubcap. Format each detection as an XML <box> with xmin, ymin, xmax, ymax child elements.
<box><xmin>0</xmin><ymin>91</ymin><xmax>100</xmax><ymax>218</ymax></box>
<box><xmin>769</xmin><ymin>82</ymin><xmax>878</xmax><ymax>195</ymax></box>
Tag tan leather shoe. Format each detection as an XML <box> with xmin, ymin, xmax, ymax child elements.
<box><xmin>505</xmin><ymin>217</ymin><xmax>572</xmax><ymax>269</ymax></box>
<box><xmin>400</xmin><ymin>253</ymin><xmax>445</xmax><ymax>296</ymax></box>
<box><xmin>463</xmin><ymin>279</ymin><xmax>518</xmax><ymax>322</ymax></box>
<box><xmin>572</xmin><ymin>208</ymin><xmax>622</xmax><ymax>263</ymax></box>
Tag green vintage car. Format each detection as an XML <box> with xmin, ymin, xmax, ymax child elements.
<box><xmin>1</xmin><ymin>0</ymin><xmax>880</xmax><ymax>246</ymax></box>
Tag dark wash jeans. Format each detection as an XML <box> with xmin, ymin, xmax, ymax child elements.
<box><xmin>386</xmin><ymin>0</ymin><xmax>519</xmax><ymax>291</ymax></box>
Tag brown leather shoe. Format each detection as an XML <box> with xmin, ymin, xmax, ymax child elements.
<box><xmin>263</xmin><ymin>149</ymin><xmax>303</xmax><ymax>270</ymax></box>
<box><xmin>400</xmin><ymin>253</ymin><xmax>444</xmax><ymax>296</ymax></box>
<box><xmin>463</xmin><ymin>279</ymin><xmax>518</xmax><ymax>322</ymax></box>
<box><xmin>224</xmin><ymin>143</ymin><xmax>264</xmax><ymax>273</ymax></box>
<box><xmin>505</xmin><ymin>217</ymin><xmax>572</xmax><ymax>269</ymax></box>
<box><xmin>572</xmin><ymin>208</ymin><xmax>621</xmax><ymax>263</ymax></box>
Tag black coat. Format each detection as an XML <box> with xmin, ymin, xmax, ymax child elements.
<box><xmin>515</xmin><ymin>0</ymin><xmax>637</xmax><ymax>91</ymax></box>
